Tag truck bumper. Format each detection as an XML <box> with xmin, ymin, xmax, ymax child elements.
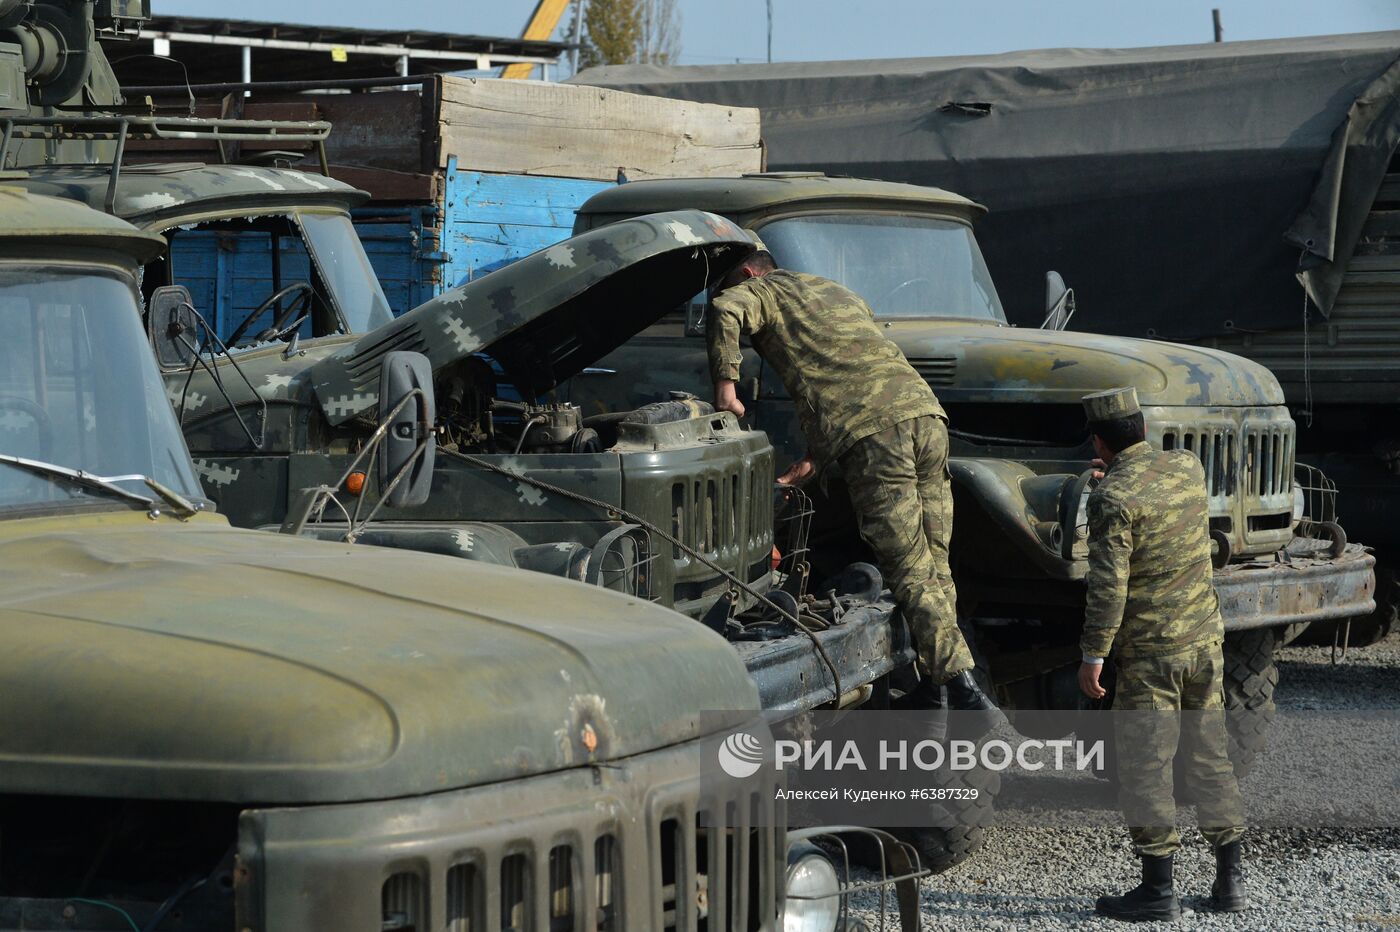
<box><xmin>734</xmin><ymin>598</ymin><xmax>913</xmax><ymax>712</ymax></box>
<box><xmin>1215</xmin><ymin>539</ymin><xmax>1375</xmax><ymax>631</ymax></box>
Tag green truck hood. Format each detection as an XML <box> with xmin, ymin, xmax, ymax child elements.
<box><xmin>0</xmin><ymin>511</ymin><xmax>757</xmax><ymax>804</ymax></box>
<box><xmin>889</xmin><ymin>320</ymin><xmax>1285</xmax><ymax>406</ymax></box>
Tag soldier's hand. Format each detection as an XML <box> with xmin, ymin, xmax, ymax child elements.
<box><xmin>1078</xmin><ymin>661</ymin><xmax>1107</xmax><ymax>700</ymax></box>
<box><xmin>714</xmin><ymin>380</ymin><xmax>746</xmax><ymax>418</ymax></box>
<box><xmin>777</xmin><ymin>457</ymin><xmax>817</xmax><ymax>488</ymax></box>
<box><xmin>1090</xmin><ymin>458</ymin><xmax>1107</xmax><ymax>481</ymax></box>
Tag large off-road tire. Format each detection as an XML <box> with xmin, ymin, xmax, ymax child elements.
<box><xmin>1222</xmin><ymin>628</ymin><xmax>1279</xmax><ymax>779</ymax></box>
<box><xmin>896</xmin><ymin>749</ymin><xmax>1000</xmax><ymax>874</ymax></box>
<box><xmin>895</xmin><ymin>620</ymin><xmax>1002</xmax><ymax>874</ymax></box>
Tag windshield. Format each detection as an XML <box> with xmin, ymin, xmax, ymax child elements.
<box><xmin>0</xmin><ymin>266</ymin><xmax>203</xmax><ymax>512</ymax></box>
<box><xmin>758</xmin><ymin>214</ymin><xmax>1007</xmax><ymax>322</ymax></box>
<box><xmin>299</xmin><ymin>212</ymin><xmax>394</xmax><ymax>334</ymax></box>
<box><xmin>159</xmin><ymin>212</ymin><xmax>392</xmax><ymax>352</ymax></box>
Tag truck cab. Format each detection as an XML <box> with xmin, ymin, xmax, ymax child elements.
<box><xmin>0</xmin><ymin>185</ymin><xmax>815</xmax><ymax>931</ymax></box>
<box><xmin>569</xmin><ymin>173</ymin><xmax>1375</xmax><ymax>720</ymax></box>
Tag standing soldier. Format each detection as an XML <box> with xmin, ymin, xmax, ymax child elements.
<box><xmin>1077</xmin><ymin>387</ymin><xmax>1247</xmax><ymax>921</ymax></box>
<box><xmin>706</xmin><ymin>237</ymin><xmax>1000</xmax><ymax>716</ymax></box>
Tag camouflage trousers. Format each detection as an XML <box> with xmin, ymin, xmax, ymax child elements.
<box><xmin>837</xmin><ymin>415</ymin><xmax>974</xmax><ymax>684</ymax></box>
<box><xmin>1112</xmin><ymin>639</ymin><xmax>1246</xmax><ymax>857</ymax></box>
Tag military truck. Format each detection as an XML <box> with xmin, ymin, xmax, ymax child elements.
<box><xmin>143</xmin><ymin>196</ymin><xmax>905</xmax><ymax>714</ymax></box>
<box><xmin>0</xmin><ymin>0</ymin><xmax>918</xmax><ymax>720</ymax></box>
<box><xmin>566</xmin><ymin>38</ymin><xmax>1400</xmax><ymax>652</ymax></box>
<box><xmin>0</xmin><ymin>184</ymin><xmax>838</xmax><ymax>932</ymax></box>
<box><xmin>0</xmin><ymin>14</ymin><xmax>904</xmax><ymax>714</ymax></box>
<box><xmin>564</xmin><ymin>173</ymin><xmax>1376</xmax><ymax>752</ymax></box>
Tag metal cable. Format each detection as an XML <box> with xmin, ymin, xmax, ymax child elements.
<box><xmin>442</xmin><ymin>448</ymin><xmax>843</xmax><ymax>703</ymax></box>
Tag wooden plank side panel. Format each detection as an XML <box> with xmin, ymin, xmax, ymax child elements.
<box><xmin>440</xmin><ymin>170</ymin><xmax>611</xmax><ymax>290</ymax></box>
<box><xmin>313</xmin><ymin>91</ymin><xmax>426</xmax><ymax>172</ymax></box>
<box><xmin>353</xmin><ymin>208</ymin><xmax>442</xmax><ymax>315</ymax></box>
<box><xmin>452</xmin><ymin>171</ymin><xmax>610</xmax><ymax>227</ymax></box>
<box><xmin>436</xmin><ymin>77</ymin><xmax>762</xmax><ymax>180</ymax></box>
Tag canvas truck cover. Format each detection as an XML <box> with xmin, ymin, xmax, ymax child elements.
<box><xmin>572</xmin><ymin>31</ymin><xmax>1400</xmax><ymax>339</ymax></box>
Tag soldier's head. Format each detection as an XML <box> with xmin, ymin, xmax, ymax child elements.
<box><xmin>710</xmin><ymin>234</ymin><xmax>778</xmax><ymax>297</ymax></box>
<box><xmin>1083</xmin><ymin>387</ymin><xmax>1146</xmax><ymax>462</ymax></box>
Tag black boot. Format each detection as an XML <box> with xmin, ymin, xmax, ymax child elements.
<box><xmin>1095</xmin><ymin>853</ymin><xmax>1183</xmax><ymax>922</ymax></box>
<box><xmin>1208</xmin><ymin>840</ymin><xmax>1247</xmax><ymax>912</ymax></box>
<box><xmin>943</xmin><ymin>671</ymin><xmax>1007</xmax><ymax>734</ymax></box>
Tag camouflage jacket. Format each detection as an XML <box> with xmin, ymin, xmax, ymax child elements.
<box><xmin>708</xmin><ymin>270</ymin><xmax>945</xmax><ymax>465</ymax></box>
<box><xmin>1082</xmin><ymin>441</ymin><xmax>1223</xmax><ymax>660</ymax></box>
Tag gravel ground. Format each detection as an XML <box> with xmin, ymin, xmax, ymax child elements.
<box><xmin>845</xmin><ymin>630</ymin><xmax>1400</xmax><ymax>930</ymax></box>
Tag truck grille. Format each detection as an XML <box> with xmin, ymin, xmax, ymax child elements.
<box><xmin>908</xmin><ymin>355</ymin><xmax>958</xmax><ymax>386</ymax></box>
<box><xmin>1159</xmin><ymin>414</ymin><xmax>1296</xmax><ymax>556</ymax></box>
<box><xmin>246</xmin><ymin>736</ymin><xmax>782</xmax><ymax>930</ymax></box>
<box><xmin>671</xmin><ymin>466</ymin><xmax>772</xmax><ymax>565</ymax></box>
<box><xmin>1162</xmin><ymin>427</ymin><xmax>1237</xmax><ymax>498</ymax></box>
<box><xmin>378</xmin><ymin>789</ymin><xmax>778</xmax><ymax>931</ymax></box>
<box><xmin>1245</xmin><ymin>426</ymin><xmax>1293</xmax><ymax>498</ymax></box>
<box><xmin>1161</xmin><ymin>424</ymin><xmax>1295</xmax><ymax>501</ymax></box>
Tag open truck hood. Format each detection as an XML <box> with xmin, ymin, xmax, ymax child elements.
<box><xmin>0</xmin><ymin>511</ymin><xmax>757</xmax><ymax>804</ymax></box>
<box><xmin>310</xmin><ymin>209</ymin><xmax>752</xmax><ymax>425</ymax></box>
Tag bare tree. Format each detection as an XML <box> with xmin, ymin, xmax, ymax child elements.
<box><xmin>639</xmin><ymin>0</ymin><xmax>681</xmax><ymax>65</ymax></box>
<box><xmin>574</xmin><ymin>0</ymin><xmax>681</xmax><ymax>70</ymax></box>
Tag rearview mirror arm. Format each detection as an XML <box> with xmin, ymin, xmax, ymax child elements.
<box><xmin>172</xmin><ymin>303</ymin><xmax>269</xmax><ymax>450</ymax></box>
<box><xmin>279</xmin><ymin>387</ymin><xmax>433</xmax><ymax>541</ymax></box>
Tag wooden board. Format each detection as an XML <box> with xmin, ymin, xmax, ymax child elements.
<box><xmin>312</xmin><ymin>91</ymin><xmax>426</xmax><ymax>172</ymax></box>
<box><xmin>436</xmin><ymin>77</ymin><xmax>763</xmax><ymax>181</ymax></box>
<box><xmin>438</xmin><ymin>167</ymin><xmax>611</xmax><ymax>285</ymax></box>
<box><xmin>328</xmin><ymin>164</ymin><xmax>437</xmax><ymax>203</ymax></box>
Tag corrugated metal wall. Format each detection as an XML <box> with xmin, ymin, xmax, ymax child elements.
<box><xmin>1204</xmin><ymin>160</ymin><xmax>1400</xmax><ymax>405</ymax></box>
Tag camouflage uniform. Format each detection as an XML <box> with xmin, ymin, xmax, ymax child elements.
<box><xmin>1081</xmin><ymin>388</ymin><xmax>1245</xmax><ymax>858</ymax></box>
<box><xmin>709</xmin><ymin>269</ymin><xmax>974</xmax><ymax>682</ymax></box>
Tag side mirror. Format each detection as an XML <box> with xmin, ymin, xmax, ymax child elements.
<box><xmin>1041</xmin><ymin>271</ymin><xmax>1076</xmax><ymax>331</ymax></box>
<box><xmin>147</xmin><ymin>285</ymin><xmax>199</xmax><ymax>368</ymax></box>
<box><xmin>378</xmin><ymin>351</ymin><xmax>436</xmax><ymax>508</ymax></box>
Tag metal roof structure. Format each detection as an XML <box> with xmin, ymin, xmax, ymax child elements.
<box><xmin>106</xmin><ymin>14</ymin><xmax>569</xmax><ymax>86</ymax></box>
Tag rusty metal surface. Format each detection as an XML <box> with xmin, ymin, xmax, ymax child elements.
<box><xmin>1214</xmin><ymin>541</ymin><xmax>1376</xmax><ymax>631</ymax></box>
<box><xmin>734</xmin><ymin>595</ymin><xmax>912</xmax><ymax>712</ymax></box>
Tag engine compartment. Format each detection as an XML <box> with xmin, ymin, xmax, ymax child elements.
<box><xmin>435</xmin><ymin>357</ymin><xmax>719</xmax><ymax>455</ymax></box>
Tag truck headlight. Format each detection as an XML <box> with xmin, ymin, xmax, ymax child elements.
<box><xmin>783</xmin><ymin>844</ymin><xmax>841</xmax><ymax>932</ymax></box>
<box><xmin>1293</xmin><ymin>485</ymin><xmax>1306</xmax><ymax>523</ymax></box>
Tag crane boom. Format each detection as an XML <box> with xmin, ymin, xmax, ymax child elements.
<box><xmin>501</xmin><ymin>0</ymin><xmax>571</xmax><ymax>79</ymax></box>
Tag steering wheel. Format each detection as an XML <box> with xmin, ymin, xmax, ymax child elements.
<box><xmin>225</xmin><ymin>282</ymin><xmax>314</xmax><ymax>347</ymax></box>
<box><xmin>0</xmin><ymin>396</ymin><xmax>54</xmax><ymax>460</ymax></box>
<box><xmin>881</xmin><ymin>276</ymin><xmax>933</xmax><ymax>310</ymax></box>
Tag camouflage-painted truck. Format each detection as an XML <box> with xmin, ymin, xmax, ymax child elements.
<box><xmin>5</xmin><ymin>1</ymin><xmax>906</xmax><ymax>716</ymax></box>
<box><xmin>9</xmin><ymin>79</ymin><xmax>906</xmax><ymax>713</ymax></box>
<box><xmin>564</xmin><ymin>174</ymin><xmax>1377</xmax><ymax>751</ymax></box>
<box><xmin>0</xmin><ymin>185</ymin><xmax>817</xmax><ymax>931</ymax></box>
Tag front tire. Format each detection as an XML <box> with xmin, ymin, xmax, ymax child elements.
<box><xmin>1222</xmin><ymin>628</ymin><xmax>1279</xmax><ymax>779</ymax></box>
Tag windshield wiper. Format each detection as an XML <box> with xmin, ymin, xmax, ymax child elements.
<box><xmin>0</xmin><ymin>454</ymin><xmax>200</xmax><ymax>519</ymax></box>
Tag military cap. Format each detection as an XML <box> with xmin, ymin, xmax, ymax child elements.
<box><xmin>1082</xmin><ymin>386</ymin><xmax>1140</xmax><ymax>421</ymax></box>
<box><xmin>747</xmin><ymin>230</ymin><xmax>771</xmax><ymax>256</ymax></box>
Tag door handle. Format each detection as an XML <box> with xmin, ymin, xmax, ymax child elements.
<box><xmin>578</xmin><ymin>367</ymin><xmax>617</xmax><ymax>376</ymax></box>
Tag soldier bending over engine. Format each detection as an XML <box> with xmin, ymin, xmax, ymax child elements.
<box><xmin>706</xmin><ymin>236</ymin><xmax>1000</xmax><ymax>717</ymax></box>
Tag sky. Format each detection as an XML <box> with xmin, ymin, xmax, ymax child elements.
<box><xmin>160</xmin><ymin>0</ymin><xmax>1400</xmax><ymax>68</ymax></box>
